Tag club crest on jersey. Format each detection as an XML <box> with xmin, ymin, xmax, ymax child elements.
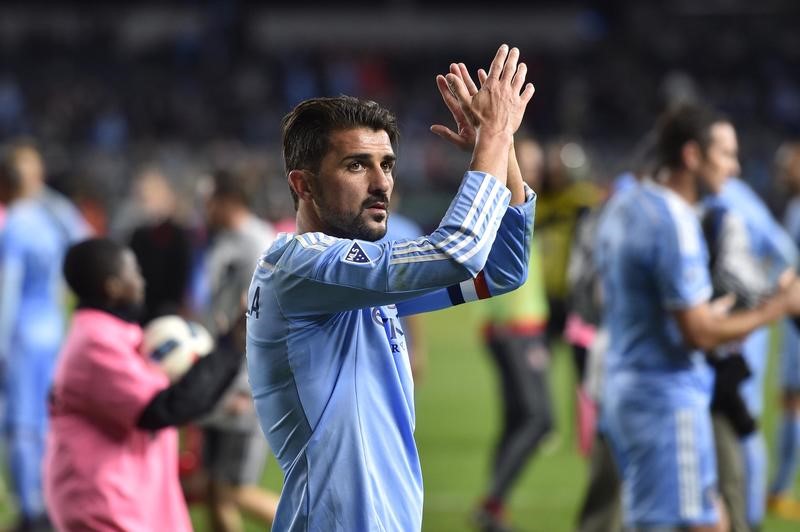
<box><xmin>344</xmin><ymin>242</ymin><xmax>371</xmax><ymax>264</ymax></box>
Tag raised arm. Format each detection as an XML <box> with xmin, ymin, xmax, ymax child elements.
<box><xmin>268</xmin><ymin>45</ymin><xmax>535</xmax><ymax>316</ymax></box>
<box><xmin>507</xmin><ymin>141</ymin><xmax>527</xmax><ymax>206</ymax></box>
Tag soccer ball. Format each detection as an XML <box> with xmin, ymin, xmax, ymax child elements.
<box><xmin>141</xmin><ymin>316</ymin><xmax>214</xmax><ymax>382</ymax></box>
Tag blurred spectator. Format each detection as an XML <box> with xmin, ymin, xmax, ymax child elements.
<box><xmin>127</xmin><ymin>168</ymin><xmax>193</xmax><ymax>324</ymax></box>
<box><xmin>533</xmin><ymin>139</ymin><xmax>600</xmax><ymax>370</ymax></box>
<box><xmin>198</xmin><ymin>170</ymin><xmax>278</xmax><ymax>531</ymax></box>
<box><xmin>530</xmin><ymin>138</ymin><xmax>600</xmax><ymax>456</ymax></box>
<box><xmin>474</xmin><ymin>237</ymin><xmax>551</xmax><ymax>532</ymax></box>
<box><xmin>0</xmin><ymin>140</ymin><xmax>89</xmax><ymax>531</ymax></box>
<box><xmin>469</xmin><ymin>137</ymin><xmax>551</xmax><ymax>532</ymax></box>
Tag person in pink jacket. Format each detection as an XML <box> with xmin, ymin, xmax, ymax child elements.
<box><xmin>44</xmin><ymin>238</ymin><xmax>245</xmax><ymax>531</ymax></box>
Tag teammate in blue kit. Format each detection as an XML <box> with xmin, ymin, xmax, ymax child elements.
<box><xmin>771</xmin><ymin>141</ymin><xmax>800</xmax><ymax>520</ymax></box>
<box><xmin>596</xmin><ymin>105</ymin><xmax>800</xmax><ymax>532</ymax></box>
<box><xmin>246</xmin><ymin>44</ymin><xmax>536</xmax><ymax>531</ymax></box>
<box><xmin>709</xmin><ymin>172</ymin><xmax>799</xmax><ymax>529</ymax></box>
<box><xmin>0</xmin><ymin>141</ymin><xmax>90</xmax><ymax>530</ymax></box>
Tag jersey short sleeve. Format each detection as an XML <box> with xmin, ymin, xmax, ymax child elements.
<box><xmin>655</xmin><ymin>196</ymin><xmax>712</xmax><ymax>310</ymax></box>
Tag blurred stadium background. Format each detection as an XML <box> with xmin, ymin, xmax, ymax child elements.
<box><xmin>3</xmin><ymin>0</ymin><xmax>800</xmax><ymax>228</ymax></box>
<box><xmin>2</xmin><ymin>0</ymin><xmax>800</xmax><ymax>530</ymax></box>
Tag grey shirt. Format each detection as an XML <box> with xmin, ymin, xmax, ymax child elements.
<box><xmin>202</xmin><ymin>214</ymin><xmax>275</xmax><ymax>431</ymax></box>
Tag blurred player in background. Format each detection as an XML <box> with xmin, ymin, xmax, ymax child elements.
<box><xmin>770</xmin><ymin>140</ymin><xmax>800</xmax><ymax>520</ymax></box>
<box><xmin>706</xmin><ymin>161</ymin><xmax>800</xmax><ymax>530</ymax></box>
<box><xmin>247</xmin><ymin>45</ymin><xmax>536</xmax><ymax>531</ymax></box>
<box><xmin>0</xmin><ymin>140</ymin><xmax>89</xmax><ymax>531</ymax></box>
<box><xmin>199</xmin><ymin>169</ymin><xmax>278</xmax><ymax>531</ymax></box>
<box><xmin>45</xmin><ymin>238</ymin><xmax>246</xmax><ymax>531</ymax></box>
<box><xmin>470</xmin><ymin>137</ymin><xmax>551</xmax><ymax>532</ymax></box>
<box><xmin>597</xmin><ymin>104</ymin><xmax>800</xmax><ymax>532</ymax></box>
<box><xmin>701</xmin><ymin>167</ymin><xmax>797</xmax><ymax>532</ymax></box>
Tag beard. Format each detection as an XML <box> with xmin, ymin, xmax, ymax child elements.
<box><xmin>315</xmin><ymin>190</ymin><xmax>389</xmax><ymax>242</ymax></box>
<box><xmin>318</xmin><ymin>203</ymin><xmax>388</xmax><ymax>241</ymax></box>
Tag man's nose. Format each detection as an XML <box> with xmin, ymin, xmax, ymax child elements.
<box><xmin>368</xmin><ymin>167</ymin><xmax>392</xmax><ymax>193</ymax></box>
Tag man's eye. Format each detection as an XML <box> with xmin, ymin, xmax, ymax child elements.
<box><xmin>381</xmin><ymin>161</ymin><xmax>395</xmax><ymax>172</ymax></box>
<box><xmin>349</xmin><ymin>162</ymin><xmax>364</xmax><ymax>171</ymax></box>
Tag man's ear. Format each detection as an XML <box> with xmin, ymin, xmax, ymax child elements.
<box><xmin>682</xmin><ymin>141</ymin><xmax>702</xmax><ymax>172</ymax></box>
<box><xmin>288</xmin><ymin>170</ymin><xmax>315</xmax><ymax>204</ymax></box>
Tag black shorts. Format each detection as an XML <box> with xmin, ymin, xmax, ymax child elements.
<box><xmin>202</xmin><ymin>427</ymin><xmax>269</xmax><ymax>486</ymax></box>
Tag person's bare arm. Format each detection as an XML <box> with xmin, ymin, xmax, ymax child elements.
<box><xmin>506</xmin><ymin>142</ymin><xmax>526</xmax><ymax>205</ymax></box>
<box><xmin>674</xmin><ymin>279</ymin><xmax>800</xmax><ymax>350</ymax></box>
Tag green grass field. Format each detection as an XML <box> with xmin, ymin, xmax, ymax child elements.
<box><xmin>3</xmin><ymin>303</ymin><xmax>799</xmax><ymax>530</ymax></box>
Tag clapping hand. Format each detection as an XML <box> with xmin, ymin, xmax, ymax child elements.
<box><xmin>432</xmin><ymin>45</ymin><xmax>534</xmax><ymax>149</ymax></box>
<box><xmin>431</xmin><ymin>63</ymin><xmax>479</xmax><ymax>151</ymax></box>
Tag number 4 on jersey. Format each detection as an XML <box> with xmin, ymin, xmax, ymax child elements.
<box><xmin>248</xmin><ymin>286</ymin><xmax>261</xmax><ymax>319</ymax></box>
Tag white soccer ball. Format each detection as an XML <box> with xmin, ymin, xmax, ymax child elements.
<box><xmin>141</xmin><ymin>316</ymin><xmax>214</xmax><ymax>382</ymax></box>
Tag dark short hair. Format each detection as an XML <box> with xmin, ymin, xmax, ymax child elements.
<box><xmin>0</xmin><ymin>139</ymin><xmax>39</xmax><ymax>197</ymax></box>
<box><xmin>211</xmin><ymin>169</ymin><xmax>250</xmax><ymax>208</ymax></box>
<box><xmin>63</xmin><ymin>238</ymin><xmax>126</xmax><ymax>303</ymax></box>
<box><xmin>281</xmin><ymin>96</ymin><xmax>399</xmax><ymax>208</ymax></box>
<box><xmin>654</xmin><ymin>104</ymin><xmax>728</xmax><ymax>171</ymax></box>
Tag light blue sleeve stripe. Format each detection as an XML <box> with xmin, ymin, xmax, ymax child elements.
<box><xmin>428</xmin><ymin>171</ymin><xmax>510</xmax><ymax>272</ymax></box>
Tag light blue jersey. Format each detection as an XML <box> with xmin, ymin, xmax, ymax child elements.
<box><xmin>379</xmin><ymin>213</ymin><xmax>424</xmax><ymax>361</ymax></box>
<box><xmin>708</xmin><ymin>178</ymin><xmax>797</xmax><ymax>414</ymax></box>
<box><xmin>722</xmin><ymin>179</ymin><xmax>797</xmax><ymax>275</ymax></box>
<box><xmin>0</xmin><ymin>193</ymin><xmax>89</xmax><ymax>387</ymax></box>
<box><xmin>781</xmin><ymin>196</ymin><xmax>800</xmax><ymax>391</ymax></box>
<box><xmin>706</xmin><ymin>177</ymin><xmax>792</xmax><ymax>526</ymax></box>
<box><xmin>0</xmin><ymin>191</ymin><xmax>89</xmax><ymax>518</ymax></box>
<box><xmin>597</xmin><ymin>182</ymin><xmax>712</xmax><ymax>382</ymax></box>
<box><xmin>247</xmin><ymin>172</ymin><xmax>534</xmax><ymax>531</ymax></box>
<box><xmin>381</xmin><ymin>212</ymin><xmax>423</xmax><ymax>244</ymax></box>
<box><xmin>597</xmin><ymin>182</ymin><xmax>717</xmax><ymax>527</ymax></box>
